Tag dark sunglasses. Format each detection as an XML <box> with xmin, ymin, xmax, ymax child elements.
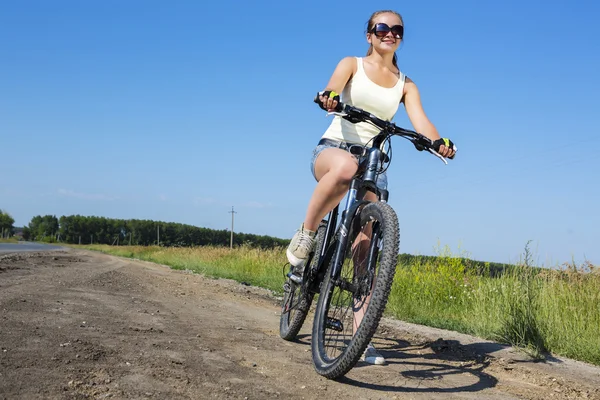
<box><xmin>370</xmin><ymin>23</ymin><xmax>403</xmax><ymax>39</ymax></box>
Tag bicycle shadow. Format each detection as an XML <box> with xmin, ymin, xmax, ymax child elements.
<box><xmin>340</xmin><ymin>337</ymin><xmax>499</xmax><ymax>393</ymax></box>
<box><xmin>293</xmin><ymin>333</ymin><xmax>312</xmax><ymax>345</ymax></box>
<box><xmin>293</xmin><ymin>333</ymin><xmax>509</xmax><ymax>393</ymax></box>
<box><xmin>292</xmin><ymin>334</ymin><xmax>501</xmax><ymax>393</ymax></box>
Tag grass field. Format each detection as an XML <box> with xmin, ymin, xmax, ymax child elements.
<box><xmin>78</xmin><ymin>243</ymin><xmax>600</xmax><ymax>366</ymax></box>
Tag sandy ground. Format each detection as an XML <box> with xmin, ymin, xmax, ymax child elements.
<box><xmin>1</xmin><ymin>249</ymin><xmax>599</xmax><ymax>399</ymax></box>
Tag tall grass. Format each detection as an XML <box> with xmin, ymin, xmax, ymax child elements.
<box><xmin>389</xmin><ymin>243</ymin><xmax>600</xmax><ymax>363</ymax></box>
<box><xmin>78</xmin><ymin>243</ymin><xmax>600</xmax><ymax>366</ymax></box>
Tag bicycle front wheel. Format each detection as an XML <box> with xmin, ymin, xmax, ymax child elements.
<box><xmin>311</xmin><ymin>202</ymin><xmax>399</xmax><ymax>379</ymax></box>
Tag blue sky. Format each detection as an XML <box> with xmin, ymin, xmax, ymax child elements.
<box><xmin>1</xmin><ymin>1</ymin><xmax>598</xmax><ymax>266</ymax></box>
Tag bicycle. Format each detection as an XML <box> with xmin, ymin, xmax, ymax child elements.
<box><xmin>279</xmin><ymin>97</ymin><xmax>454</xmax><ymax>380</ymax></box>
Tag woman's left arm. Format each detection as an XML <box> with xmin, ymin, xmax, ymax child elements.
<box><xmin>403</xmin><ymin>77</ymin><xmax>456</xmax><ymax>158</ymax></box>
<box><xmin>402</xmin><ymin>77</ymin><xmax>440</xmax><ymax>141</ymax></box>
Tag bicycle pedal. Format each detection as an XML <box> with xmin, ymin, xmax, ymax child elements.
<box><xmin>326</xmin><ymin>318</ymin><xmax>344</xmax><ymax>332</ymax></box>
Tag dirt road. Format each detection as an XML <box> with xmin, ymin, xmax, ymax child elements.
<box><xmin>1</xmin><ymin>249</ymin><xmax>599</xmax><ymax>399</ymax></box>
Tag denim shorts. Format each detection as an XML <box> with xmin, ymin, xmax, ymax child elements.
<box><xmin>310</xmin><ymin>139</ymin><xmax>388</xmax><ymax>190</ymax></box>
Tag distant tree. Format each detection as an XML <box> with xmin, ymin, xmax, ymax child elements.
<box><xmin>27</xmin><ymin>215</ymin><xmax>59</xmax><ymax>241</ymax></box>
<box><xmin>22</xmin><ymin>226</ymin><xmax>31</xmax><ymax>241</ymax></box>
<box><xmin>0</xmin><ymin>209</ymin><xmax>15</xmax><ymax>237</ymax></box>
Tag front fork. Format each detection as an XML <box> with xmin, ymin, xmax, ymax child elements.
<box><xmin>329</xmin><ymin>180</ymin><xmax>368</xmax><ymax>280</ymax></box>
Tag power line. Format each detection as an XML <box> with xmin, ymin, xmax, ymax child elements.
<box><xmin>228</xmin><ymin>206</ymin><xmax>237</xmax><ymax>249</ymax></box>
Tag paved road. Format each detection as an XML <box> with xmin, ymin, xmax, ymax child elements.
<box><xmin>0</xmin><ymin>241</ymin><xmax>64</xmax><ymax>253</ymax></box>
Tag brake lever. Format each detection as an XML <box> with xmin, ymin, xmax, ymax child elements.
<box><xmin>326</xmin><ymin>111</ymin><xmax>348</xmax><ymax>118</ymax></box>
<box><xmin>427</xmin><ymin>148</ymin><xmax>448</xmax><ymax>165</ymax></box>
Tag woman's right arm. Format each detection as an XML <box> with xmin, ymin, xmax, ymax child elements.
<box><xmin>318</xmin><ymin>57</ymin><xmax>356</xmax><ymax>111</ymax></box>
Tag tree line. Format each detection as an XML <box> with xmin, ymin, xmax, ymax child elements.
<box><xmin>23</xmin><ymin>214</ymin><xmax>289</xmax><ymax>249</ymax></box>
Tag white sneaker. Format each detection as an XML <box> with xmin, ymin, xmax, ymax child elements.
<box><xmin>286</xmin><ymin>224</ymin><xmax>316</xmax><ymax>268</ymax></box>
<box><xmin>361</xmin><ymin>343</ymin><xmax>386</xmax><ymax>365</ymax></box>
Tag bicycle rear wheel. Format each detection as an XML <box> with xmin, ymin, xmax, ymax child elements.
<box><xmin>279</xmin><ymin>221</ymin><xmax>326</xmax><ymax>341</ymax></box>
<box><xmin>311</xmin><ymin>202</ymin><xmax>399</xmax><ymax>379</ymax></box>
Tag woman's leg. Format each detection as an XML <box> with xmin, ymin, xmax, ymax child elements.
<box><xmin>303</xmin><ymin>147</ymin><xmax>358</xmax><ymax>231</ymax></box>
<box><xmin>352</xmin><ymin>190</ymin><xmax>378</xmax><ymax>332</ymax></box>
<box><xmin>287</xmin><ymin>147</ymin><xmax>358</xmax><ymax>268</ymax></box>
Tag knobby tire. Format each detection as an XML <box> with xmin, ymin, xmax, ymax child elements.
<box><xmin>311</xmin><ymin>202</ymin><xmax>400</xmax><ymax>379</ymax></box>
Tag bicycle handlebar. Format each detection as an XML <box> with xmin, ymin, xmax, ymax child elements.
<box><xmin>314</xmin><ymin>96</ymin><xmax>451</xmax><ymax>164</ymax></box>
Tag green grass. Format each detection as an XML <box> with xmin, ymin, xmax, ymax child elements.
<box><xmin>0</xmin><ymin>238</ymin><xmax>18</xmax><ymax>243</ymax></box>
<box><xmin>75</xmin><ymin>243</ymin><xmax>600</xmax><ymax>366</ymax></box>
<box><xmin>79</xmin><ymin>244</ymin><xmax>287</xmax><ymax>294</ymax></box>
<box><xmin>388</xmin><ymin>245</ymin><xmax>600</xmax><ymax>363</ymax></box>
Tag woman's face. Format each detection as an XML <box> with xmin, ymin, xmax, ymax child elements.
<box><xmin>367</xmin><ymin>13</ymin><xmax>403</xmax><ymax>54</ymax></box>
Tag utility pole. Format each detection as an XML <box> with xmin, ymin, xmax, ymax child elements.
<box><xmin>228</xmin><ymin>206</ymin><xmax>237</xmax><ymax>249</ymax></box>
<box><xmin>157</xmin><ymin>225</ymin><xmax>160</xmax><ymax>246</ymax></box>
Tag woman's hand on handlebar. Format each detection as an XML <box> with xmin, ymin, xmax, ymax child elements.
<box><xmin>431</xmin><ymin>138</ymin><xmax>457</xmax><ymax>159</ymax></box>
<box><xmin>315</xmin><ymin>90</ymin><xmax>341</xmax><ymax>112</ymax></box>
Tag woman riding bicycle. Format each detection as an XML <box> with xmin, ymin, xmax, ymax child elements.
<box><xmin>286</xmin><ymin>9</ymin><xmax>457</xmax><ymax>365</ymax></box>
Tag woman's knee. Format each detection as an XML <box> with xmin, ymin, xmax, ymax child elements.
<box><xmin>330</xmin><ymin>160</ymin><xmax>357</xmax><ymax>183</ymax></box>
<box><xmin>314</xmin><ymin>148</ymin><xmax>357</xmax><ymax>182</ymax></box>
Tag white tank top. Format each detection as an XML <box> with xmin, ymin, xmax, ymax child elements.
<box><xmin>321</xmin><ymin>57</ymin><xmax>405</xmax><ymax>146</ymax></box>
